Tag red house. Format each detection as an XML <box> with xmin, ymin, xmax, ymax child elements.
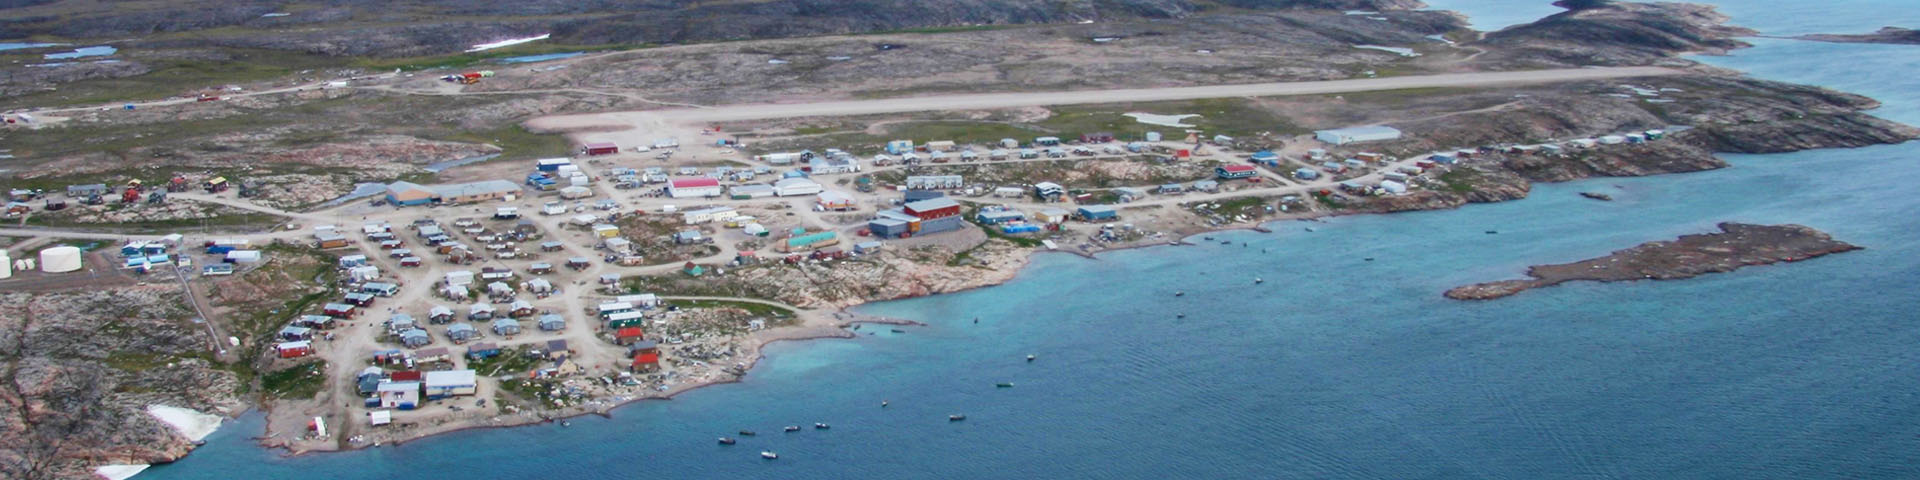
<box><xmin>614</xmin><ymin>327</ymin><xmax>646</xmax><ymax>345</ymax></box>
<box><xmin>584</xmin><ymin>142</ymin><xmax>619</xmax><ymax>156</ymax></box>
<box><xmin>630</xmin><ymin>352</ymin><xmax>660</xmax><ymax>372</ymax></box>
<box><xmin>275</xmin><ymin>341</ymin><xmax>312</xmax><ymax>358</ymax></box>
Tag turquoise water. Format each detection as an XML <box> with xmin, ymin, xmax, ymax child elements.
<box><xmin>0</xmin><ymin>42</ymin><xmax>61</xmax><ymax>51</ymax></box>
<box><xmin>140</xmin><ymin>2</ymin><xmax>1920</xmax><ymax>479</ymax></box>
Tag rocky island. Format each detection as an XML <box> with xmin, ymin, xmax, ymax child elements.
<box><xmin>1444</xmin><ymin>223</ymin><xmax>1862</xmax><ymax>300</ymax></box>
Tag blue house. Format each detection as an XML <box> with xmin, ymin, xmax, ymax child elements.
<box><xmin>1294</xmin><ymin>168</ymin><xmax>1321</xmax><ymax>180</ymax></box>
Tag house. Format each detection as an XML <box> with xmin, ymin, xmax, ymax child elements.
<box><xmin>468</xmin><ymin>303</ymin><xmax>496</xmax><ymax>321</ymax></box>
<box><xmin>1192</xmin><ymin>180</ymin><xmax>1219</xmax><ymax>192</ymax></box>
<box><xmin>867</xmin><ymin>217</ymin><xmax>911</xmax><ymax>239</ymax></box>
<box><xmin>729</xmin><ymin>183</ymin><xmax>775</xmax><ymax>199</ymax></box>
<box><xmin>1294</xmin><ymin>168</ymin><xmax>1321</xmax><ymax>180</ymax></box>
<box><xmin>423</xmin><ymin>370</ymin><xmax>477</xmax><ymax>399</ymax></box>
<box><xmin>598</xmin><ymin>302</ymin><xmax>636</xmax><ymax>318</ymax></box>
<box><xmin>67</xmin><ymin>184</ymin><xmax>110</xmax><ymax>198</ymax></box>
<box><xmin>344</xmin><ymin>292</ymin><xmax>376</xmax><ymax>307</ymax></box>
<box><xmin>414</xmin><ymin>347</ymin><xmax>451</xmax><ymax>363</ymax></box>
<box><xmin>1034</xmin><ymin>208</ymin><xmax>1071</xmax><ymax>224</ymax></box>
<box><xmin>399</xmin><ymin>328</ymin><xmax>432</xmax><ymax>347</ymax></box>
<box><xmin>1250</xmin><ymin>150</ymin><xmax>1282</xmax><ymax>166</ymax></box>
<box><xmin>446</xmin><ymin>323</ymin><xmax>479</xmax><ymax>342</ymax></box>
<box><xmin>773</xmin><ymin>178</ymin><xmax>823</xmax><ymax>197</ymax></box>
<box><xmin>1077</xmin><ymin>205</ymin><xmax>1119</xmax><ymax>221</ymax></box>
<box><xmin>854</xmin><ymin>241</ymin><xmax>884</xmax><ymax>254</ymax></box>
<box><xmin>906</xmin><ymin>175</ymin><xmax>964</xmax><ymax>190</ymax></box>
<box><xmin>924</xmin><ymin>140</ymin><xmax>956</xmax><ymax>152</ymax></box>
<box><xmin>614</xmin><ymin>327</ymin><xmax>646</xmax><ymax>345</ymax></box>
<box><xmin>583</xmin><ymin>142</ymin><xmax>619</xmax><ymax>156</ymax></box>
<box><xmin>817</xmin><ymin>190</ymin><xmax>856</xmax><ymax>211</ymax></box>
<box><xmin>467</xmin><ymin>342</ymin><xmax>501</xmax><ymax>359</ymax></box>
<box><xmin>545</xmin><ymin>339</ymin><xmax>571</xmax><ymax>359</ymax></box>
<box><xmin>384</xmin><ymin>181</ymin><xmax>436</xmax><ymax>206</ymax></box>
<box><xmin>492</xmin><ymin>317</ymin><xmax>523</xmax><ymax>335</ymax></box>
<box><xmin>538</xmin><ymin>314</ymin><xmax>566</xmax><ymax>331</ymax></box>
<box><xmin>667</xmin><ymin>177</ymin><xmax>722</xmax><ymax>198</ymax></box>
<box><xmin>617</xmin><ymin>294</ymin><xmax>662</xmax><ymax>309</ymax></box>
<box><xmin>809</xmin><ymin>156</ymin><xmax>860</xmax><ymax>174</ymax></box>
<box><xmin>1216</xmin><ymin>164</ymin><xmax>1258</xmax><ymax>179</ymax></box>
<box><xmin>885</xmin><ymin>140</ymin><xmax>915</xmax><ymax>155</ymax></box>
<box><xmin>592</xmin><ymin>223</ymin><xmax>620</xmax><ymax>238</ymax></box>
<box><xmin>278</xmin><ymin>325</ymin><xmax>314</xmax><ymax>341</ymax></box>
<box><xmin>1034</xmin><ymin>182</ymin><xmax>1065</xmax><ymax>199</ymax></box>
<box><xmin>1314</xmin><ymin>126</ymin><xmax>1403</xmax><ymax>145</ymax></box>
<box><xmin>1113</xmin><ymin>187</ymin><xmax>1149</xmax><ymax>202</ymax></box>
<box><xmin>605</xmin><ymin>311</ymin><xmax>646</xmax><ymax>330</ymax></box>
<box><xmin>630</xmin><ymin>352</ymin><xmax>661</xmax><ymax>372</ymax></box>
<box><xmin>1158</xmin><ymin>183</ymin><xmax>1185</xmax><ymax>195</ymax></box>
<box><xmin>362</xmin><ymin>282</ymin><xmax>400</xmax><ymax>297</ymax></box>
<box><xmin>1034</xmin><ymin>136</ymin><xmax>1062</xmax><ymax>146</ymax></box>
<box><xmin>673</xmin><ymin>230</ymin><xmax>704</xmax><ymax>245</ymax></box>
<box><xmin>292</xmin><ymin>314</ymin><xmax>336</xmax><ymax>329</ymax></box>
<box><xmin>427</xmin><ymin>306</ymin><xmax>455</xmax><ymax>324</ymax></box>
<box><xmin>536</xmin><ymin>158</ymin><xmax>572</xmax><ymax>171</ymax></box>
<box><xmin>682</xmin><ymin>206</ymin><xmax>739</xmax><ymax>225</ymax></box>
<box><xmin>525</xmin><ymin>277</ymin><xmax>553</xmax><ymax>294</ymax></box>
<box><xmin>323</xmin><ymin>303</ymin><xmax>357</xmax><ymax>318</ymax></box>
<box><xmin>509</xmin><ymin>300</ymin><xmax>536</xmax><ymax>317</ymax></box>
<box><xmin>377</xmin><ymin>381</ymin><xmax>422</xmax><ymax>409</ymax></box>
<box><xmin>275</xmin><ymin>341</ymin><xmax>312</xmax><ymax>358</ymax></box>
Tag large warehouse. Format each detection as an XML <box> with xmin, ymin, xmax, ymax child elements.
<box><xmin>1314</xmin><ymin>126</ymin><xmax>1403</xmax><ymax>145</ymax></box>
<box><xmin>667</xmin><ymin>178</ymin><xmax>723</xmax><ymax>198</ymax></box>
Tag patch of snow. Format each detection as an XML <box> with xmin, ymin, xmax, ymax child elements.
<box><xmin>261</xmin><ymin>12</ymin><xmax>290</xmax><ymax>17</ymax></box>
<box><xmin>1344</xmin><ymin>10</ymin><xmax>1380</xmax><ymax>15</ymax></box>
<box><xmin>467</xmin><ymin>34</ymin><xmax>550</xmax><ymax>53</ymax></box>
<box><xmin>147</xmin><ymin>405</ymin><xmax>221</xmax><ymax>442</ymax></box>
<box><xmin>1425</xmin><ymin>34</ymin><xmax>1456</xmax><ymax>45</ymax></box>
<box><xmin>95</xmin><ymin>464</ymin><xmax>150</xmax><ymax>480</ymax></box>
<box><xmin>1352</xmin><ymin>45</ymin><xmax>1421</xmax><ymax>57</ymax></box>
<box><xmin>1125</xmin><ymin>112</ymin><xmax>1202</xmax><ymax>128</ymax></box>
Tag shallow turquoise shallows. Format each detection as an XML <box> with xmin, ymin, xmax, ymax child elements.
<box><xmin>139</xmin><ymin>2</ymin><xmax>1920</xmax><ymax>479</ymax></box>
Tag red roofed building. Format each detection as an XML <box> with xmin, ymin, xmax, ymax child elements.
<box><xmin>390</xmin><ymin>370</ymin><xmax>423</xmax><ymax>382</ymax></box>
<box><xmin>583</xmin><ymin>142</ymin><xmax>619</xmax><ymax>156</ymax></box>
<box><xmin>1216</xmin><ymin>164</ymin><xmax>1258</xmax><ymax>179</ymax></box>
<box><xmin>631</xmin><ymin>352</ymin><xmax>661</xmax><ymax>372</ymax></box>
<box><xmin>614</xmin><ymin>327</ymin><xmax>646</xmax><ymax>345</ymax></box>
<box><xmin>667</xmin><ymin>177</ymin><xmax>722</xmax><ymax>198</ymax></box>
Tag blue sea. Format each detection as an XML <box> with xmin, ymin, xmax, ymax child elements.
<box><xmin>141</xmin><ymin>2</ymin><xmax>1920</xmax><ymax>479</ymax></box>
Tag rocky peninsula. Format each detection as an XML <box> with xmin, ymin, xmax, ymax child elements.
<box><xmin>1790</xmin><ymin>27</ymin><xmax>1920</xmax><ymax>46</ymax></box>
<box><xmin>1444</xmin><ymin>223</ymin><xmax>1861</xmax><ymax>300</ymax></box>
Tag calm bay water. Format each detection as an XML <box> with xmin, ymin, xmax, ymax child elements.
<box><xmin>141</xmin><ymin>2</ymin><xmax>1920</xmax><ymax>479</ymax></box>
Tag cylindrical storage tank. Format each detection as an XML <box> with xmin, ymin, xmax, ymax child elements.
<box><xmin>40</xmin><ymin>246</ymin><xmax>82</xmax><ymax>273</ymax></box>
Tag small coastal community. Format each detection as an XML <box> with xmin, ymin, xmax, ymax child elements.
<box><xmin>0</xmin><ymin>0</ymin><xmax>1912</xmax><ymax>478</ymax></box>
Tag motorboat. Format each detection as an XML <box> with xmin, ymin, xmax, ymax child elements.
<box><xmin>814</xmin><ymin>423</ymin><xmax>831</xmax><ymax>430</ymax></box>
<box><xmin>762</xmin><ymin>451</ymin><xmax>779</xmax><ymax>460</ymax></box>
<box><xmin>784</xmin><ymin>425</ymin><xmax>801</xmax><ymax>432</ymax></box>
<box><xmin>949</xmin><ymin>415</ymin><xmax>966</xmax><ymax>421</ymax></box>
<box><xmin>738</xmin><ymin>430</ymin><xmax>757</xmax><ymax>436</ymax></box>
<box><xmin>718</xmin><ymin>437</ymin><xmax>736</xmax><ymax>445</ymax></box>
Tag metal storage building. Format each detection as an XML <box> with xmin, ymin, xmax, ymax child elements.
<box><xmin>1314</xmin><ymin>126</ymin><xmax>1403</xmax><ymax>145</ymax></box>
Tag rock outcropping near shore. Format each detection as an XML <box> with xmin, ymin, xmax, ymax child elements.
<box><xmin>1444</xmin><ymin>223</ymin><xmax>1861</xmax><ymax>300</ymax></box>
<box><xmin>1791</xmin><ymin>27</ymin><xmax>1920</xmax><ymax>45</ymax></box>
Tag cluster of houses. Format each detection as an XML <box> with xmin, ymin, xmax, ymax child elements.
<box><xmin>596</xmin><ymin>294</ymin><xmax>665</xmax><ymax>372</ymax></box>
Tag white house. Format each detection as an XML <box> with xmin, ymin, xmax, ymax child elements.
<box><xmin>682</xmin><ymin>206</ymin><xmax>740</xmax><ymax>225</ymax></box>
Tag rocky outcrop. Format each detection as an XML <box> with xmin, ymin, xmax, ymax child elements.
<box><xmin>1473</xmin><ymin>0</ymin><xmax>1754</xmax><ymax>66</ymax></box>
<box><xmin>1445</xmin><ymin>223</ymin><xmax>1861</xmax><ymax>300</ymax></box>
<box><xmin>1791</xmin><ymin>27</ymin><xmax>1920</xmax><ymax>45</ymax></box>
<box><xmin>635</xmin><ymin>238</ymin><xmax>1031</xmax><ymax>310</ymax></box>
<box><xmin>0</xmin><ymin>287</ymin><xmax>244</xmax><ymax>480</ymax></box>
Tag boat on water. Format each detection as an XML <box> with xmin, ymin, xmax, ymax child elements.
<box><xmin>762</xmin><ymin>451</ymin><xmax>779</xmax><ymax>460</ymax></box>
<box><xmin>881</xmin><ymin>400</ymin><xmax>889</xmax><ymax>407</ymax></box>
<box><xmin>890</xmin><ymin>328</ymin><xmax>905</xmax><ymax>333</ymax></box>
<box><xmin>738</xmin><ymin>430</ymin><xmax>757</xmax><ymax>436</ymax></box>
<box><xmin>996</xmin><ymin>382</ymin><xmax>1014</xmax><ymax>388</ymax></box>
<box><xmin>784</xmin><ymin>425</ymin><xmax>801</xmax><ymax>432</ymax></box>
<box><xmin>1485</xmin><ymin>230</ymin><xmax>1498</xmax><ymax>234</ymax></box>
<box><xmin>1254</xmin><ymin>277</ymin><xmax>1263</xmax><ymax>284</ymax></box>
<box><xmin>1174</xmin><ymin>291</ymin><xmax>1185</xmax><ymax>297</ymax></box>
<box><xmin>1026</xmin><ymin>354</ymin><xmax>1036</xmax><ymax>362</ymax></box>
<box><xmin>814</xmin><ymin>423</ymin><xmax>831</xmax><ymax>430</ymax></box>
<box><xmin>949</xmin><ymin>415</ymin><xmax>966</xmax><ymax>421</ymax></box>
<box><xmin>718</xmin><ymin>437</ymin><xmax>736</xmax><ymax>445</ymax></box>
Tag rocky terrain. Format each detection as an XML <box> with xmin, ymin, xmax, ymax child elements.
<box><xmin>1473</xmin><ymin>0</ymin><xmax>1754</xmax><ymax>67</ymax></box>
<box><xmin>1790</xmin><ymin>27</ymin><xmax>1920</xmax><ymax>45</ymax></box>
<box><xmin>1444</xmin><ymin>223</ymin><xmax>1862</xmax><ymax>300</ymax></box>
<box><xmin>0</xmin><ymin>287</ymin><xmax>244</xmax><ymax>480</ymax></box>
<box><xmin>2</xmin><ymin>1</ymin><xmax>1424</xmax><ymax>58</ymax></box>
<box><xmin>631</xmin><ymin>237</ymin><xmax>1031</xmax><ymax>310</ymax></box>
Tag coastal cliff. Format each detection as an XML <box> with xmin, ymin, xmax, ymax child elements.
<box><xmin>1445</xmin><ymin>223</ymin><xmax>1862</xmax><ymax>300</ymax></box>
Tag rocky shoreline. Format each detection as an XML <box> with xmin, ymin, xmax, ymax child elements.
<box><xmin>1788</xmin><ymin>27</ymin><xmax>1920</xmax><ymax>46</ymax></box>
<box><xmin>1444</xmin><ymin>223</ymin><xmax>1862</xmax><ymax>300</ymax></box>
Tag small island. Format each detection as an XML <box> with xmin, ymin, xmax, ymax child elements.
<box><xmin>1445</xmin><ymin>223</ymin><xmax>1860</xmax><ymax>300</ymax></box>
<box><xmin>1791</xmin><ymin>27</ymin><xmax>1920</xmax><ymax>45</ymax></box>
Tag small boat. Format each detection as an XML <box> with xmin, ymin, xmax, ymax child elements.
<box><xmin>852</xmin><ymin>324</ymin><xmax>861</xmax><ymax>331</ymax></box>
<box><xmin>560</xmin><ymin>421</ymin><xmax>571</xmax><ymax>427</ymax></box>
<box><xmin>718</xmin><ymin>437</ymin><xmax>736</xmax><ymax>445</ymax></box>
<box><xmin>814</xmin><ymin>423</ymin><xmax>830</xmax><ymax>430</ymax></box>
<box><xmin>1176</xmin><ymin>314</ymin><xmax>1186</xmax><ymax>318</ymax></box>
<box><xmin>1364</xmin><ymin>257</ymin><xmax>1375</xmax><ymax>262</ymax></box>
<box><xmin>949</xmin><ymin>415</ymin><xmax>966</xmax><ymax>421</ymax></box>
<box><xmin>1254</xmin><ymin>277</ymin><xmax>1263</xmax><ymax>284</ymax></box>
<box><xmin>1219</xmin><ymin>240</ymin><xmax>1231</xmax><ymax>245</ymax></box>
<box><xmin>1202</xmin><ymin>236</ymin><xmax>1214</xmax><ymax>241</ymax></box>
<box><xmin>1485</xmin><ymin>230</ymin><xmax>1498</xmax><ymax>234</ymax></box>
<box><xmin>1174</xmin><ymin>291</ymin><xmax>1185</xmax><ymax>297</ymax></box>
<box><xmin>1026</xmin><ymin>354</ymin><xmax>1036</xmax><ymax>362</ymax></box>
<box><xmin>784</xmin><ymin>425</ymin><xmax>801</xmax><ymax>432</ymax></box>
<box><xmin>762</xmin><ymin>451</ymin><xmax>779</xmax><ymax>460</ymax></box>
<box><xmin>890</xmin><ymin>328</ymin><xmax>905</xmax><ymax>333</ymax></box>
<box><xmin>996</xmin><ymin>382</ymin><xmax>1014</xmax><ymax>388</ymax></box>
<box><xmin>1305</xmin><ymin>227</ymin><xmax>1315</xmax><ymax>232</ymax></box>
<box><xmin>738</xmin><ymin>430</ymin><xmax>757</xmax><ymax>436</ymax></box>
<box><xmin>881</xmin><ymin>400</ymin><xmax>889</xmax><ymax>407</ymax></box>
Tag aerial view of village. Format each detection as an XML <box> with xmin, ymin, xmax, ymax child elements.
<box><xmin>3</xmin><ymin>0</ymin><xmax>1917</xmax><ymax>479</ymax></box>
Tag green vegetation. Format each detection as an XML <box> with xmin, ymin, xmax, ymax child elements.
<box><xmin>8</xmin><ymin>48</ymin><xmax>348</xmax><ymax>108</ymax></box>
<box><xmin>469</xmin><ymin>346</ymin><xmax>542</xmax><ymax>377</ymax></box>
<box><xmin>355</xmin><ymin>43</ymin><xmax>642</xmax><ymax>72</ymax></box>
<box><xmin>432</xmin><ymin>123</ymin><xmax>572</xmax><ymax>163</ymax></box>
<box><xmin>1439</xmin><ymin>169</ymin><xmax>1480</xmax><ymax>193</ymax></box>
<box><xmin>261</xmin><ymin>360</ymin><xmax>329</xmax><ymax>399</ymax></box>
<box><xmin>666</xmin><ymin>299</ymin><xmax>795</xmax><ymax>318</ymax></box>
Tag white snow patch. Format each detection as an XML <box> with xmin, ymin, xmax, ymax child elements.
<box><xmin>1124</xmin><ymin>112</ymin><xmax>1201</xmax><ymax>128</ymax></box>
<box><xmin>147</xmin><ymin>405</ymin><xmax>221</xmax><ymax>442</ymax></box>
<box><xmin>467</xmin><ymin>34</ymin><xmax>550</xmax><ymax>53</ymax></box>
<box><xmin>94</xmin><ymin>464</ymin><xmax>150</xmax><ymax>480</ymax></box>
<box><xmin>1353</xmin><ymin>45</ymin><xmax>1421</xmax><ymax>57</ymax></box>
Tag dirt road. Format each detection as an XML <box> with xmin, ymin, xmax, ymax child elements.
<box><xmin>528</xmin><ymin>67</ymin><xmax>1681</xmax><ymax>134</ymax></box>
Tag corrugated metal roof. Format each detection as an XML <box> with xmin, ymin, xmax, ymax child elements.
<box><xmin>904</xmin><ymin>196</ymin><xmax>959</xmax><ymax>212</ymax></box>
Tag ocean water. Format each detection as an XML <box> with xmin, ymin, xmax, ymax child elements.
<box><xmin>140</xmin><ymin>2</ymin><xmax>1920</xmax><ymax>479</ymax></box>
